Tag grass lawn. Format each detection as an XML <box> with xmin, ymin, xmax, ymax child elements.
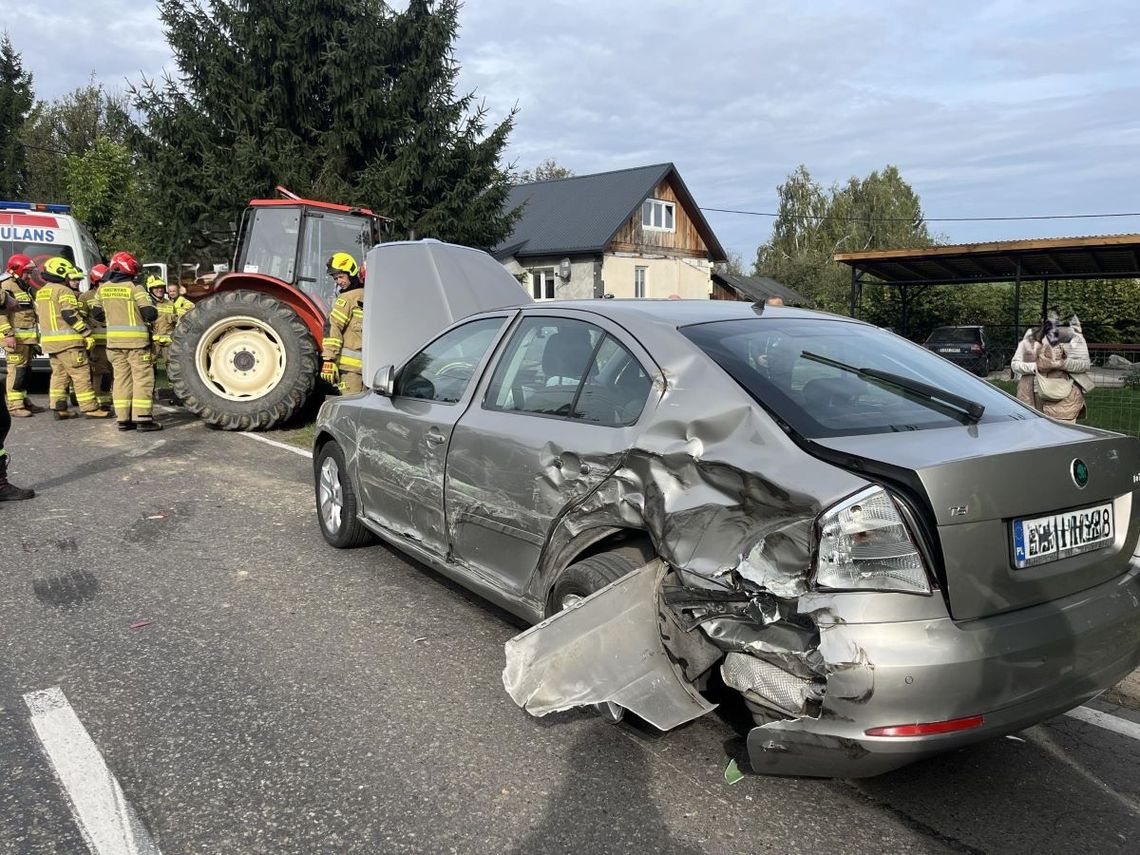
<box><xmin>990</xmin><ymin>378</ymin><xmax>1140</xmax><ymax>436</ymax></box>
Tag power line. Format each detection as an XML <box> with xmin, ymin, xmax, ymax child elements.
<box><xmin>700</xmin><ymin>207</ymin><xmax>1140</xmax><ymax>223</ymax></box>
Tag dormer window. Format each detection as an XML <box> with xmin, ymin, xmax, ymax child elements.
<box><xmin>641</xmin><ymin>198</ymin><xmax>675</xmax><ymax>232</ymax></box>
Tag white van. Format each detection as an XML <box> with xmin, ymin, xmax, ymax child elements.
<box><xmin>0</xmin><ymin>201</ymin><xmax>106</xmax><ymax>378</ymax></box>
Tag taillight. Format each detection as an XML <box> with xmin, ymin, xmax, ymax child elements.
<box><xmin>865</xmin><ymin>715</ymin><xmax>984</xmax><ymax>737</ymax></box>
<box><xmin>814</xmin><ymin>486</ymin><xmax>931</xmax><ymax>594</ymax></box>
<box><xmin>970</xmin><ymin>344</ymin><xmax>982</xmax><ymax>354</ymax></box>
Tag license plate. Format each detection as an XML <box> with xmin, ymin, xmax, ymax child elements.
<box><xmin>1012</xmin><ymin>502</ymin><xmax>1114</xmax><ymax>568</ymax></box>
<box><xmin>938</xmin><ymin>347</ymin><xmax>957</xmax><ymax>353</ymax></box>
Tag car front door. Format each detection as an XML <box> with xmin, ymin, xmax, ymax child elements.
<box><xmin>444</xmin><ymin>312</ymin><xmax>657</xmax><ymax>602</ymax></box>
<box><xmin>354</xmin><ymin>315</ymin><xmax>511</xmax><ymax>557</ymax></box>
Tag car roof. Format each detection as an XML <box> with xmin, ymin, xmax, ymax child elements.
<box><xmin>514</xmin><ymin>299</ymin><xmax>862</xmax><ymax>328</ymax></box>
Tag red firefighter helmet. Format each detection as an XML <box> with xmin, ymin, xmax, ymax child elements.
<box><xmin>89</xmin><ymin>263</ymin><xmax>109</xmax><ymax>286</ymax></box>
<box><xmin>6</xmin><ymin>254</ymin><xmax>36</xmax><ymax>278</ymax></box>
<box><xmin>107</xmin><ymin>251</ymin><xmax>141</xmax><ymax>277</ymax></box>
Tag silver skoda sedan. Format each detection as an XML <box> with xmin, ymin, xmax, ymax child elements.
<box><xmin>314</xmin><ymin>294</ymin><xmax>1140</xmax><ymax>777</ymax></box>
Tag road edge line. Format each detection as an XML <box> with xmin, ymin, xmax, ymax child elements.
<box><xmin>238</xmin><ymin>432</ymin><xmax>313</xmax><ymax>459</ymax></box>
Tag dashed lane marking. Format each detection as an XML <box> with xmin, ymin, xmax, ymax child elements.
<box><xmin>238</xmin><ymin>431</ymin><xmax>313</xmax><ymax>458</ymax></box>
<box><xmin>24</xmin><ymin>686</ymin><xmax>161</xmax><ymax>854</ymax></box>
<box><xmin>1065</xmin><ymin>705</ymin><xmax>1140</xmax><ymax>741</ymax></box>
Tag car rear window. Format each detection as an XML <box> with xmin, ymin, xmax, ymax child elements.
<box><xmin>681</xmin><ymin>319</ymin><xmax>1030</xmax><ymax>438</ymax></box>
<box><xmin>926</xmin><ymin>327</ymin><xmax>982</xmax><ymax>344</ymax></box>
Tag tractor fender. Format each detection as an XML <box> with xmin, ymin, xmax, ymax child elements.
<box><xmin>208</xmin><ymin>273</ymin><xmax>326</xmax><ymax>343</ymax></box>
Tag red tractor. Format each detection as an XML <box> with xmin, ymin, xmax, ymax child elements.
<box><xmin>168</xmin><ymin>190</ymin><xmax>384</xmax><ymax>430</ymax></box>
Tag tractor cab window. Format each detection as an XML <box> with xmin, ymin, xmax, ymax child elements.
<box><xmin>238</xmin><ymin>207</ymin><xmax>301</xmax><ymax>284</ymax></box>
<box><xmin>298</xmin><ymin>211</ymin><xmax>371</xmax><ymax>313</ymax></box>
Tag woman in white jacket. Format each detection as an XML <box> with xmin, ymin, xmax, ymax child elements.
<box><xmin>1010</xmin><ymin>327</ymin><xmax>1040</xmax><ymax>407</ymax></box>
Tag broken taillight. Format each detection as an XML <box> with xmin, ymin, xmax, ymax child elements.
<box><xmin>865</xmin><ymin>715</ymin><xmax>984</xmax><ymax>737</ymax></box>
<box><xmin>813</xmin><ymin>486</ymin><xmax>931</xmax><ymax>594</ymax></box>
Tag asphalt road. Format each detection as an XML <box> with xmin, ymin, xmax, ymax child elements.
<box><xmin>2</xmin><ymin>407</ymin><xmax>1140</xmax><ymax>854</ymax></box>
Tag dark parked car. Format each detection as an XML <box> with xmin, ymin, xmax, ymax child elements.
<box><xmin>313</xmin><ymin>242</ymin><xmax>1140</xmax><ymax>778</ymax></box>
<box><xmin>923</xmin><ymin>325</ymin><xmax>991</xmax><ymax>375</ymax></box>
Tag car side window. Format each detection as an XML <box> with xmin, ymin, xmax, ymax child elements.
<box><xmin>485</xmin><ymin>317</ymin><xmax>650</xmax><ymax>426</ymax></box>
<box><xmin>396</xmin><ymin>317</ymin><xmax>506</xmax><ymax>404</ymax></box>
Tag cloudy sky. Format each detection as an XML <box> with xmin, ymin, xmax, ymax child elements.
<box><xmin>4</xmin><ymin>0</ymin><xmax>1140</xmax><ymax>264</ymax></box>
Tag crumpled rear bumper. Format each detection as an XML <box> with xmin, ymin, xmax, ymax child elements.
<box><xmin>746</xmin><ymin>564</ymin><xmax>1140</xmax><ymax>778</ymax></box>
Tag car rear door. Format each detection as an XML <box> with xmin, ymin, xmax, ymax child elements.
<box><xmin>353</xmin><ymin>314</ymin><xmax>512</xmax><ymax>556</ymax></box>
<box><xmin>444</xmin><ymin>311</ymin><xmax>657</xmax><ymax>602</ymax></box>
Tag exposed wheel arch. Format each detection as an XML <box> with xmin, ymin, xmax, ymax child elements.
<box><xmin>542</xmin><ymin>528</ymin><xmax>656</xmax><ymax>617</ymax></box>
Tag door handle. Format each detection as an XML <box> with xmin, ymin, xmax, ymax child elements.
<box><xmin>425</xmin><ymin>430</ymin><xmax>446</xmax><ymax>446</ymax></box>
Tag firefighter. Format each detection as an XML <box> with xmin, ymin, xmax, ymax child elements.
<box><xmin>1</xmin><ymin>254</ymin><xmax>45</xmax><ymax>417</ymax></box>
<box><xmin>147</xmin><ymin>274</ymin><xmax>175</xmax><ymax>371</ymax></box>
<box><xmin>0</xmin><ymin>400</ymin><xmax>34</xmax><ymax>500</ymax></box>
<box><xmin>166</xmin><ymin>280</ymin><xmax>194</xmax><ymax>320</ymax></box>
<box><xmin>320</xmin><ymin>252</ymin><xmax>365</xmax><ymax>394</ymax></box>
<box><xmin>34</xmin><ymin>257</ymin><xmax>110</xmax><ymax>420</ymax></box>
<box><xmin>92</xmin><ymin>251</ymin><xmax>161</xmax><ymax>431</ymax></box>
<box><xmin>79</xmin><ymin>263</ymin><xmax>113</xmax><ymax>412</ymax></box>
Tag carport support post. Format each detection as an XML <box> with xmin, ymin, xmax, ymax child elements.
<box><xmin>1013</xmin><ymin>260</ymin><xmax>1021</xmax><ymax>341</ymax></box>
<box><xmin>900</xmin><ymin>285</ymin><xmax>910</xmax><ymax>336</ymax></box>
<box><xmin>849</xmin><ymin>268</ymin><xmax>860</xmax><ymax>318</ymax></box>
<box><xmin>1041</xmin><ymin>276</ymin><xmax>1050</xmax><ymax>321</ymax></box>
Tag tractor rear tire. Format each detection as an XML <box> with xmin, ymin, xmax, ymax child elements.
<box><xmin>168</xmin><ymin>290</ymin><xmax>319</xmax><ymax>431</ymax></box>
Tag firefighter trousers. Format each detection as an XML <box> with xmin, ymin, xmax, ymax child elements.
<box><xmin>49</xmin><ymin>349</ymin><xmax>99</xmax><ymax>413</ymax></box>
<box><xmin>89</xmin><ymin>346</ymin><xmax>112</xmax><ymax>408</ymax></box>
<box><xmin>109</xmin><ymin>348</ymin><xmax>155</xmax><ymax>422</ymax></box>
<box><xmin>4</xmin><ymin>344</ymin><xmax>33</xmax><ymax>411</ymax></box>
<box><xmin>338</xmin><ymin>371</ymin><xmax>364</xmax><ymax>394</ymax></box>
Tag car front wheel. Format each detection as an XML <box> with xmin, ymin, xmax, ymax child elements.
<box><xmin>315</xmin><ymin>441</ymin><xmax>375</xmax><ymax>549</ymax></box>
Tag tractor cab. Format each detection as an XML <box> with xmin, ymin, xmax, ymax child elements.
<box><xmin>234</xmin><ymin>198</ymin><xmax>381</xmax><ymax>314</ymax></box>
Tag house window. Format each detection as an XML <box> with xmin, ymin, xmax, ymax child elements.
<box><xmin>641</xmin><ymin>199</ymin><xmax>675</xmax><ymax>232</ymax></box>
<box><xmin>531</xmin><ymin>268</ymin><xmax>556</xmax><ymax>300</ymax></box>
<box><xmin>634</xmin><ymin>266</ymin><xmax>647</xmax><ymax>299</ymax></box>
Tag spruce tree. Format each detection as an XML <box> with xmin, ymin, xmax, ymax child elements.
<box><xmin>0</xmin><ymin>35</ymin><xmax>34</xmax><ymax>198</ymax></box>
<box><xmin>132</xmin><ymin>0</ymin><xmax>518</xmax><ymax>260</ymax></box>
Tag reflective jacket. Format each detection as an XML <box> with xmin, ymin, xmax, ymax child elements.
<box><xmin>78</xmin><ymin>289</ymin><xmax>107</xmax><ymax>345</ymax></box>
<box><xmin>0</xmin><ymin>273</ymin><xmax>38</xmax><ymax>343</ymax></box>
<box><xmin>153</xmin><ymin>297</ymin><xmax>177</xmax><ymax>344</ymax></box>
<box><xmin>322</xmin><ymin>286</ymin><xmax>364</xmax><ymax>372</ymax></box>
<box><xmin>172</xmin><ymin>295</ymin><xmax>194</xmax><ymax>318</ymax></box>
<box><xmin>35</xmin><ymin>282</ymin><xmax>91</xmax><ymax>354</ymax></box>
<box><xmin>93</xmin><ymin>280</ymin><xmax>155</xmax><ymax>349</ymax></box>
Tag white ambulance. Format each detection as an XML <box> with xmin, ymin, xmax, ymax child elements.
<box><xmin>1</xmin><ymin>201</ymin><xmax>106</xmax><ymax>378</ymax></box>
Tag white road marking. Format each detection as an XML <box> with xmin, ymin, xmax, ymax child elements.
<box><xmin>238</xmin><ymin>431</ymin><xmax>313</xmax><ymax>458</ymax></box>
<box><xmin>1066</xmin><ymin>705</ymin><xmax>1140</xmax><ymax>741</ymax></box>
<box><xmin>23</xmin><ymin>686</ymin><xmax>161</xmax><ymax>855</ymax></box>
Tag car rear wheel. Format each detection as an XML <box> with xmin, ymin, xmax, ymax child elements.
<box><xmin>315</xmin><ymin>442</ymin><xmax>375</xmax><ymax>549</ymax></box>
<box><xmin>550</xmin><ymin>548</ymin><xmax>651</xmax><ymax>723</ymax></box>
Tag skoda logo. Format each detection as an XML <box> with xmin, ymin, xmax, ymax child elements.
<box><xmin>1072</xmin><ymin>459</ymin><xmax>1089</xmax><ymax>488</ymax></box>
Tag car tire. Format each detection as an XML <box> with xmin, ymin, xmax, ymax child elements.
<box><xmin>315</xmin><ymin>441</ymin><xmax>375</xmax><ymax>549</ymax></box>
<box><xmin>550</xmin><ymin>549</ymin><xmax>646</xmax><ymax>613</ymax></box>
<box><xmin>550</xmin><ymin>548</ymin><xmax>654</xmax><ymax>725</ymax></box>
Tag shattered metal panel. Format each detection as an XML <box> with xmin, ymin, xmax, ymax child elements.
<box><xmin>502</xmin><ymin>561</ymin><xmax>718</xmax><ymax>730</ymax></box>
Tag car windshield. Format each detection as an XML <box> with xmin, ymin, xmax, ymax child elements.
<box><xmin>681</xmin><ymin>318</ymin><xmax>1031</xmax><ymax>438</ymax></box>
<box><xmin>926</xmin><ymin>327</ymin><xmax>981</xmax><ymax>344</ymax></box>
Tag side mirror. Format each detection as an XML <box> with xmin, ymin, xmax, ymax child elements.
<box><xmin>372</xmin><ymin>364</ymin><xmax>395</xmax><ymax>396</ymax></box>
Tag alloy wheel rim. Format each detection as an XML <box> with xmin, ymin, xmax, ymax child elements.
<box><xmin>319</xmin><ymin>457</ymin><xmax>343</xmax><ymax>532</ymax></box>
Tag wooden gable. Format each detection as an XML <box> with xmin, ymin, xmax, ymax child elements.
<box><xmin>608</xmin><ymin>177</ymin><xmax>710</xmax><ymax>258</ymax></box>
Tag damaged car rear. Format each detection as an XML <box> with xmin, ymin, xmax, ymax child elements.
<box><xmin>314</xmin><ymin>242</ymin><xmax>1140</xmax><ymax>778</ymax></box>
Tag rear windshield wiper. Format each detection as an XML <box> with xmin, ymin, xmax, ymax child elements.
<box><xmin>800</xmin><ymin>351</ymin><xmax>985</xmax><ymax>423</ymax></box>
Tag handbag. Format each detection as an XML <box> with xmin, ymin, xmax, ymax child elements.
<box><xmin>1034</xmin><ymin>373</ymin><xmax>1073</xmax><ymax>402</ymax></box>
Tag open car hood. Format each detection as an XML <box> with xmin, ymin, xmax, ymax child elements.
<box><xmin>362</xmin><ymin>239</ymin><xmax>532</xmax><ymax>381</ymax></box>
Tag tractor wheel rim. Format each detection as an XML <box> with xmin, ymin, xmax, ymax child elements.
<box><xmin>319</xmin><ymin>457</ymin><xmax>343</xmax><ymax>532</ymax></box>
<box><xmin>195</xmin><ymin>315</ymin><xmax>288</xmax><ymax>401</ymax></box>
